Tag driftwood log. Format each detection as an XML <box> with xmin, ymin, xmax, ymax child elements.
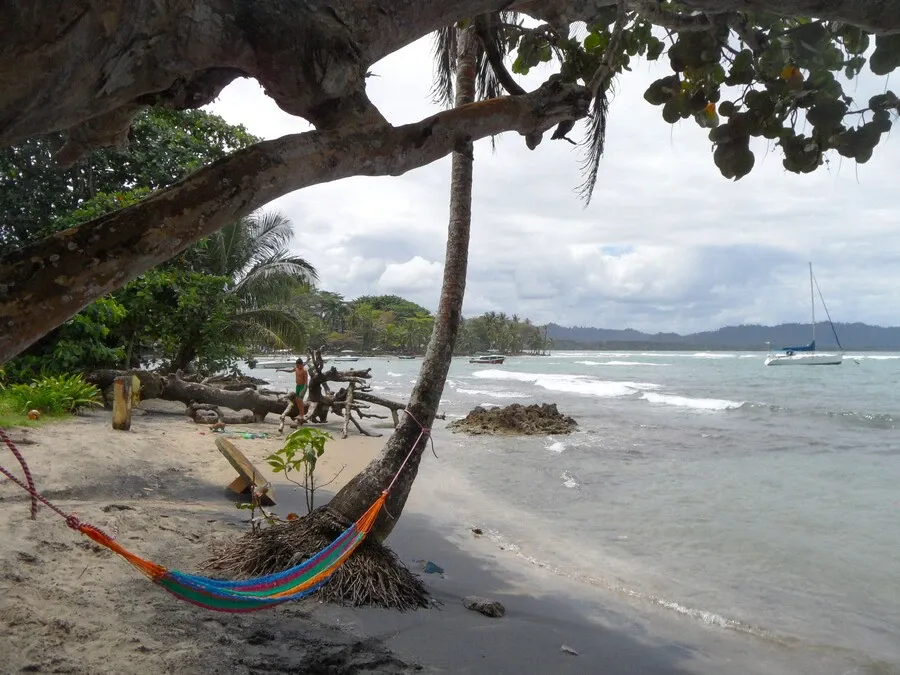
<box><xmin>85</xmin><ymin>366</ymin><xmax>408</xmax><ymax>433</ymax></box>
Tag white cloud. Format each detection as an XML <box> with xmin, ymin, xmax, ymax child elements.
<box><xmin>377</xmin><ymin>256</ymin><xmax>444</xmax><ymax>297</ymax></box>
<box><xmin>206</xmin><ymin>36</ymin><xmax>900</xmax><ymax>333</ymax></box>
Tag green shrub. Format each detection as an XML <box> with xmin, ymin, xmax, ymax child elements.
<box><xmin>3</xmin><ymin>373</ymin><xmax>101</xmax><ymax>416</ymax></box>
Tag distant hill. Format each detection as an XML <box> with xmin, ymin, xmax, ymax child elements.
<box><xmin>545</xmin><ymin>322</ymin><xmax>900</xmax><ymax>351</ymax></box>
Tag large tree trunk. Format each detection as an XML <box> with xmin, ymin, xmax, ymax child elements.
<box><xmin>325</xmin><ymin>25</ymin><xmax>480</xmax><ymax>541</ymax></box>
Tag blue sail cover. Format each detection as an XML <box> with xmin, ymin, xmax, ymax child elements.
<box><xmin>781</xmin><ymin>340</ymin><xmax>815</xmax><ymax>352</ymax></box>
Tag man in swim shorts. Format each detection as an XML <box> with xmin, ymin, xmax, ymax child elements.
<box><xmin>277</xmin><ymin>358</ymin><xmax>308</xmax><ymax>430</ymax></box>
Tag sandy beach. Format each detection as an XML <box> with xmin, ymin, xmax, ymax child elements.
<box><xmin>0</xmin><ymin>404</ymin><xmax>880</xmax><ymax>675</ymax></box>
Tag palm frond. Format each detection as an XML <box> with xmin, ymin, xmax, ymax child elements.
<box><xmin>229</xmin><ymin>307</ymin><xmax>309</xmax><ymax>351</ymax></box>
<box><xmin>579</xmin><ymin>0</ymin><xmax>628</xmax><ymax>206</ymax></box>
<box><xmin>475</xmin><ymin>48</ymin><xmax>503</xmax><ymax>102</ymax></box>
<box><xmin>243</xmin><ymin>211</ymin><xmax>296</xmax><ymax>271</ymax></box>
<box><xmin>576</xmin><ymin>93</ymin><xmax>609</xmax><ymax>204</ymax></box>
<box><xmin>430</xmin><ymin>26</ymin><xmax>458</xmax><ymax>108</ymax></box>
<box><xmin>234</xmin><ymin>253</ymin><xmax>317</xmax><ymax>305</ymax></box>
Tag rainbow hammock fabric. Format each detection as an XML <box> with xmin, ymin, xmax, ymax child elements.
<box><xmin>75</xmin><ymin>492</ymin><xmax>387</xmax><ymax>613</ymax></box>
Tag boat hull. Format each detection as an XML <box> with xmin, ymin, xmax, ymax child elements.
<box><xmin>764</xmin><ymin>353</ymin><xmax>843</xmax><ymax>366</ymax></box>
<box><xmin>255</xmin><ymin>360</ymin><xmax>296</xmax><ymax>369</ymax></box>
<box><xmin>469</xmin><ymin>357</ymin><xmax>505</xmax><ymax>364</ymax></box>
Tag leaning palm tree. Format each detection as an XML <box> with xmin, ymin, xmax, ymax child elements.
<box><xmin>204</xmin><ymin>15</ymin><xmax>624</xmax><ymax>607</ymax></box>
<box><xmin>171</xmin><ymin>210</ymin><xmax>317</xmax><ymax>369</ymax></box>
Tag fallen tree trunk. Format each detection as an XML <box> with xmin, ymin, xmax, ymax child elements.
<box><xmin>85</xmin><ymin>369</ymin><xmax>406</xmax><ymax>427</ymax></box>
<box><xmin>86</xmin><ymin>370</ymin><xmax>286</xmax><ymax>421</ymax></box>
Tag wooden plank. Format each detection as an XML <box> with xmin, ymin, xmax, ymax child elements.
<box><xmin>215</xmin><ymin>437</ymin><xmax>275</xmax><ymax>506</ymax></box>
<box><xmin>112</xmin><ymin>376</ymin><xmax>132</xmax><ymax>431</ymax></box>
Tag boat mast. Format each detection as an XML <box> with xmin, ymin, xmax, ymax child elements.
<box><xmin>809</xmin><ymin>262</ymin><xmax>816</xmax><ymax>345</ymax></box>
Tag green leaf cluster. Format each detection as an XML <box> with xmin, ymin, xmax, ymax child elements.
<box><xmin>504</xmin><ymin>10</ymin><xmax>900</xmax><ymax>181</ymax></box>
<box><xmin>1</xmin><ymin>373</ymin><xmax>101</xmax><ymax>415</ymax></box>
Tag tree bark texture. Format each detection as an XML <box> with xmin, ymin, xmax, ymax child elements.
<box><xmin>325</xmin><ymin>25</ymin><xmax>480</xmax><ymax>541</ymax></box>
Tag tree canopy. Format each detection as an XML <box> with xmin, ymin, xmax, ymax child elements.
<box><xmin>0</xmin><ymin>109</ymin><xmax>257</xmax><ymax>255</ymax></box>
<box><xmin>3</xmin><ymin>1</ymin><xmax>900</xmax><ymax>362</ymax></box>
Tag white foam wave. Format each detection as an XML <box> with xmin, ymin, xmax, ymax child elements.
<box><xmin>692</xmin><ymin>352</ymin><xmax>736</xmax><ymax>359</ymax></box>
<box><xmin>561</xmin><ymin>471</ymin><xmax>579</xmax><ymax>489</ymax></box>
<box><xmin>641</xmin><ymin>391</ymin><xmax>743</xmax><ymax>411</ymax></box>
<box><xmin>847</xmin><ymin>354</ymin><xmax>900</xmax><ymax>360</ymax></box>
<box><xmin>456</xmin><ymin>387</ymin><xmax>531</xmax><ymax>399</ymax></box>
<box><xmin>545</xmin><ymin>440</ymin><xmax>566</xmax><ymax>453</ymax></box>
<box><xmin>473</xmin><ymin>369</ymin><xmax>659</xmax><ymax>398</ymax></box>
<box><xmin>576</xmin><ymin>359</ymin><xmax>667</xmax><ymax>366</ymax></box>
<box><xmin>386</xmin><ymin>371</ymin><xmax>402</xmax><ymax>377</ymax></box>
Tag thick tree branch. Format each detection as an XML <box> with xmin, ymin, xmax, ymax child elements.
<box><xmin>0</xmin><ymin>79</ymin><xmax>591</xmax><ymax>363</ymax></box>
<box><xmin>4</xmin><ymin>0</ymin><xmax>899</xmax><ymax>163</ymax></box>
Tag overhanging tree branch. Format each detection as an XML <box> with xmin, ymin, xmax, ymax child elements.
<box><xmin>0</xmin><ymin>78</ymin><xmax>591</xmax><ymax>363</ymax></box>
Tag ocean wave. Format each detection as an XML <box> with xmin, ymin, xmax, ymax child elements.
<box><xmin>691</xmin><ymin>352</ymin><xmax>737</xmax><ymax>359</ymax></box>
<box><xmin>641</xmin><ymin>391</ymin><xmax>744</xmax><ymax>411</ymax></box>
<box><xmin>575</xmin><ymin>359</ymin><xmax>667</xmax><ymax>366</ymax></box>
<box><xmin>456</xmin><ymin>387</ymin><xmax>531</xmax><ymax>399</ymax></box>
<box><xmin>472</xmin><ymin>369</ymin><xmax>659</xmax><ymax>398</ymax></box>
<box><xmin>561</xmin><ymin>471</ymin><xmax>579</xmax><ymax>489</ymax></box>
<box><xmin>826</xmin><ymin>410</ymin><xmax>896</xmax><ymax>429</ymax></box>
<box><xmin>545</xmin><ymin>440</ymin><xmax>566</xmax><ymax>453</ymax></box>
<box><xmin>386</xmin><ymin>371</ymin><xmax>402</xmax><ymax>377</ymax></box>
<box><xmin>846</xmin><ymin>354</ymin><xmax>900</xmax><ymax>360</ymax></box>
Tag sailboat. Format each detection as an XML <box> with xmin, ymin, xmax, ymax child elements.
<box><xmin>764</xmin><ymin>263</ymin><xmax>843</xmax><ymax>366</ymax></box>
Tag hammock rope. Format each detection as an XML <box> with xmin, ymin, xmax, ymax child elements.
<box><xmin>0</xmin><ymin>413</ymin><xmax>431</xmax><ymax>613</ymax></box>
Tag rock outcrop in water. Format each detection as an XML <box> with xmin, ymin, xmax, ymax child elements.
<box><xmin>448</xmin><ymin>403</ymin><xmax>577</xmax><ymax>436</ymax></box>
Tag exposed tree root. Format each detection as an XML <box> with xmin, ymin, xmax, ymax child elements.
<box><xmin>200</xmin><ymin>507</ymin><xmax>429</xmax><ymax>611</ymax></box>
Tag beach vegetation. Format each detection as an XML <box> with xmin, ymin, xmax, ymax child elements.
<box><xmin>1</xmin><ymin>372</ymin><xmax>101</xmax><ymax>417</ymax></box>
<box><xmin>266</xmin><ymin>427</ymin><xmax>339</xmax><ymax>514</ymax></box>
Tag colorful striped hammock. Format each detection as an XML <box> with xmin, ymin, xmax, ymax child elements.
<box><xmin>0</xmin><ymin>421</ymin><xmax>427</xmax><ymax>613</ymax></box>
<box><xmin>76</xmin><ymin>492</ymin><xmax>387</xmax><ymax>612</ymax></box>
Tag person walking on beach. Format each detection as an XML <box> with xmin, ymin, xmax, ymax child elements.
<box><xmin>277</xmin><ymin>358</ymin><xmax>308</xmax><ymax>430</ymax></box>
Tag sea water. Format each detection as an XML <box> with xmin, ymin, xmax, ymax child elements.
<box><xmin>256</xmin><ymin>352</ymin><xmax>900</xmax><ymax>666</ymax></box>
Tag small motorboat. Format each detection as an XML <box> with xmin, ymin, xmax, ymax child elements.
<box><xmin>469</xmin><ymin>355</ymin><xmax>505</xmax><ymax>365</ymax></box>
<box><xmin>398</xmin><ymin>355</ymin><xmax>416</xmax><ymax>360</ymax></box>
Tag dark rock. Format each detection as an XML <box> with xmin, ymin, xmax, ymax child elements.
<box><xmin>471</xmin><ymin>527</ymin><xmax>483</xmax><ymax>536</ymax></box>
<box><xmin>463</xmin><ymin>595</ymin><xmax>506</xmax><ymax>618</ymax></box>
<box><xmin>102</xmin><ymin>503</ymin><xmax>135</xmax><ymax>512</ymax></box>
<box><xmin>448</xmin><ymin>403</ymin><xmax>577</xmax><ymax>436</ymax></box>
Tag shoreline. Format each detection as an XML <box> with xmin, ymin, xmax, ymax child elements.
<box><xmin>0</xmin><ymin>409</ymin><xmax>885</xmax><ymax>674</ymax></box>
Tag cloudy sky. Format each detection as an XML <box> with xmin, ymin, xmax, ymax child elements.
<box><xmin>207</xmin><ymin>35</ymin><xmax>900</xmax><ymax>334</ymax></box>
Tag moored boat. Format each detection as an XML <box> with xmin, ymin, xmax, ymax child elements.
<box><xmin>765</xmin><ymin>263</ymin><xmax>843</xmax><ymax>367</ymax></box>
<box><xmin>469</xmin><ymin>354</ymin><xmax>505</xmax><ymax>365</ymax></box>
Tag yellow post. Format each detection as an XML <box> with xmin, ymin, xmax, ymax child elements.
<box><xmin>131</xmin><ymin>374</ymin><xmax>141</xmax><ymax>408</ymax></box>
<box><xmin>112</xmin><ymin>376</ymin><xmax>132</xmax><ymax>431</ymax></box>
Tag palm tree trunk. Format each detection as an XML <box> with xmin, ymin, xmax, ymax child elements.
<box><xmin>326</xmin><ymin>26</ymin><xmax>479</xmax><ymax>540</ymax></box>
